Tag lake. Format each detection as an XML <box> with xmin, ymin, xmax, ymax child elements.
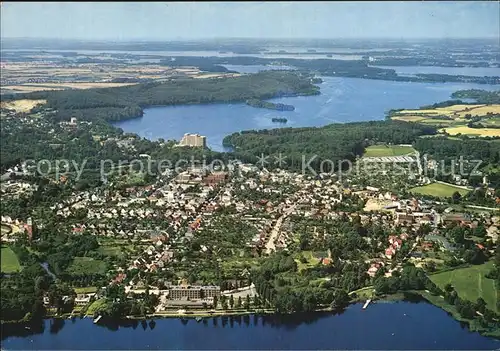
<box><xmin>373</xmin><ymin>65</ymin><xmax>500</xmax><ymax>78</ymax></box>
<box><xmin>113</xmin><ymin>70</ymin><xmax>499</xmax><ymax>151</ymax></box>
<box><xmin>2</xmin><ymin>302</ymin><xmax>499</xmax><ymax>350</ymax></box>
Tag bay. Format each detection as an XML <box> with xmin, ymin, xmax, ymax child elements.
<box><xmin>2</xmin><ymin>302</ymin><xmax>498</xmax><ymax>350</ymax></box>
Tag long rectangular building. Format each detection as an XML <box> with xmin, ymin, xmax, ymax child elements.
<box><xmin>168</xmin><ymin>285</ymin><xmax>220</xmax><ymax>300</ymax></box>
<box><xmin>179</xmin><ymin>133</ymin><xmax>207</xmax><ymax>148</ymax></box>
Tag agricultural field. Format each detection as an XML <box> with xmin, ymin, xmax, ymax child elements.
<box><xmin>429</xmin><ymin>261</ymin><xmax>498</xmax><ymax>313</ymax></box>
<box><xmin>0</xmin><ymin>99</ymin><xmax>47</xmax><ymax>113</ymax></box>
<box><xmin>390</xmin><ymin>104</ymin><xmax>500</xmax><ymax>137</ymax></box>
<box><xmin>410</xmin><ymin>182</ymin><xmax>470</xmax><ymax>198</ymax></box>
<box><xmin>441</xmin><ymin>126</ymin><xmax>500</xmax><ymax>137</ymax></box>
<box><xmin>363</xmin><ymin>145</ymin><xmax>415</xmax><ymax>157</ymax></box>
<box><xmin>1</xmin><ymin>246</ymin><xmax>21</xmax><ymax>273</ymax></box>
<box><xmin>66</xmin><ymin>257</ymin><xmax>107</xmax><ymax>275</ymax></box>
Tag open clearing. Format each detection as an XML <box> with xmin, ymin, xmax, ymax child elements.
<box><xmin>1</xmin><ymin>246</ymin><xmax>21</xmax><ymax>273</ymax></box>
<box><xmin>363</xmin><ymin>198</ymin><xmax>394</xmax><ymax>212</ymax></box>
<box><xmin>66</xmin><ymin>257</ymin><xmax>107</xmax><ymax>275</ymax></box>
<box><xmin>410</xmin><ymin>182</ymin><xmax>470</xmax><ymax>198</ymax></box>
<box><xmin>442</xmin><ymin>126</ymin><xmax>500</xmax><ymax>137</ymax></box>
<box><xmin>429</xmin><ymin>261</ymin><xmax>498</xmax><ymax>313</ymax></box>
<box><xmin>363</xmin><ymin>145</ymin><xmax>415</xmax><ymax>157</ymax></box>
<box><xmin>0</xmin><ymin>99</ymin><xmax>47</xmax><ymax>113</ymax></box>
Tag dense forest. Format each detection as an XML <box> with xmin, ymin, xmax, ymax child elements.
<box><xmin>223</xmin><ymin>120</ymin><xmax>436</xmax><ymax>172</ymax></box>
<box><xmin>3</xmin><ymin>71</ymin><xmax>319</xmax><ymax>123</ymax></box>
<box><xmin>450</xmin><ymin>89</ymin><xmax>500</xmax><ymax>104</ymax></box>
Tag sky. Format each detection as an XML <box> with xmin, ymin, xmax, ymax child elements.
<box><xmin>1</xmin><ymin>1</ymin><xmax>499</xmax><ymax>40</ymax></box>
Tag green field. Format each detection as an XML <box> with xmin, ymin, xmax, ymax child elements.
<box><xmin>1</xmin><ymin>246</ymin><xmax>21</xmax><ymax>273</ymax></box>
<box><xmin>363</xmin><ymin>145</ymin><xmax>415</xmax><ymax>157</ymax></box>
<box><xmin>410</xmin><ymin>182</ymin><xmax>470</xmax><ymax>198</ymax></box>
<box><xmin>429</xmin><ymin>261</ymin><xmax>498</xmax><ymax>312</ymax></box>
<box><xmin>66</xmin><ymin>257</ymin><xmax>107</xmax><ymax>275</ymax></box>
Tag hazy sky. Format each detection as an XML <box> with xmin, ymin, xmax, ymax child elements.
<box><xmin>1</xmin><ymin>1</ymin><xmax>499</xmax><ymax>40</ymax></box>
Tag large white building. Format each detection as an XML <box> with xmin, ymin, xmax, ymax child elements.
<box><xmin>179</xmin><ymin>133</ymin><xmax>206</xmax><ymax>148</ymax></box>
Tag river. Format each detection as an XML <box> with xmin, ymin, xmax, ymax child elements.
<box><xmin>113</xmin><ymin>68</ymin><xmax>499</xmax><ymax>151</ymax></box>
<box><xmin>1</xmin><ymin>301</ymin><xmax>498</xmax><ymax>350</ymax></box>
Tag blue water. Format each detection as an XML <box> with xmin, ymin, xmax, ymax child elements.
<box><xmin>113</xmin><ymin>75</ymin><xmax>499</xmax><ymax>151</ymax></box>
<box><xmin>2</xmin><ymin>302</ymin><xmax>498</xmax><ymax>350</ymax></box>
<box><xmin>373</xmin><ymin>65</ymin><xmax>500</xmax><ymax>78</ymax></box>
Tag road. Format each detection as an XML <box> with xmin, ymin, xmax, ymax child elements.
<box><xmin>264</xmin><ymin>205</ymin><xmax>296</xmax><ymax>254</ymax></box>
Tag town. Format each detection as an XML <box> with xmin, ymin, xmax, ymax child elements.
<box><xmin>1</xmin><ymin>109</ymin><xmax>498</xmax><ymax>325</ymax></box>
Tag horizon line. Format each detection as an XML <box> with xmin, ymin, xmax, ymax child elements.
<box><xmin>1</xmin><ymin>36</ymin><xmax>499</xmax><ymax>42</ymax></box>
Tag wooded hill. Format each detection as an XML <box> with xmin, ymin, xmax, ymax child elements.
<box><xmin>9</xmin><ymin>71</ymin><xmax>320</xmax><ymax>122</ymax></box>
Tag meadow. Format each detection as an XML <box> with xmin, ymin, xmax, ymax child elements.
<box><xmin>66</xmin><ymin>257</ymin><xmax>107</xmax><ymax>275</ymax></box>
<box><xmin>429</xmin><ymin>261</ymin><xmax>498</xmax><ymax>313</ymax></box>
<box><xmin>363</xmin><ymin>144</ymin><xmax>415</xmax><ymax>157</ymax></box>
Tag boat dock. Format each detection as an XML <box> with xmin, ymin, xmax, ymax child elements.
<box><xmin>93</xmin><ymin>315</ymin><xmax>102</xmax><ymax>324</ymax></box>
<box><xmin>362</xmin><ymin>299</ymin><xmax>372</xmax><ymax>310</ymax></box>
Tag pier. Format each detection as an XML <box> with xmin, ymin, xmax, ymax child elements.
<box><xmin>362</xmin><ymin>299</ymin><xmax>372</xmax><ymax>310</ymax></box>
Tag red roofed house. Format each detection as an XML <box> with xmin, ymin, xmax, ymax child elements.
<box><xmin>385</xmin><ymin>247</ymin><xmax>396</xmax><ymax>259</ymax></box>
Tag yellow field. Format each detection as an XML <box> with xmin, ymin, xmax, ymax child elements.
<box><xmin>394</xmin><ymin>104</ymin><xmax>499</xmax><ymax>120</ymax></box>
<box><xmin>391</xmin><ymin>115</ymin><xmax>427</xmax><ymax>122</ymax></box>
<box><xmin>467</xmin><ymin>105</ymin><xmax>500</xmax><ymax>116</ymax></box>
<box><xmin>0</xmin><ymin>99</ymin><xmax>47</xmax><ymax>112</ymax></box>
<box><xmin>442</xmin><ymin>126</ymin><xmax>500</xmax><ymax>137</ymax></box>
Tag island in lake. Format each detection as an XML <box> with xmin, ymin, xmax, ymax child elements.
<box><xmin>245</xmin><ymin>98</ymin><xmax>295</xmax><ymax>111</ymax></box>
<box><xmin>272</xmin><ymin>117</ymin><xmax>288</xmax><ymax>123</ymax></box>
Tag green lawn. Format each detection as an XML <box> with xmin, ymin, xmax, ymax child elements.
<box><xmin>86</xmin><ymin>298</ymin><xmax>109</xmax><ymax>316</ymax></box>
<box><xmin>363</xmin><ymin>145</ymin><xmax>415</xmax><ymax>157</ymax></box>
<box><xmin>98</xmin><ymin>245</ymin><xmax>126</xmax><ymax>258</ymax></box>
<box><xmin>1</xmin><ymin>246</ymin><xmax>21</xmax><ymax>273</ymax></box>
<box><xmin>66</xmin><ymin>257</ymin><xmax>107</xmax><ymax>275</ymax></box>
<box><xmin>429</xmin><ymin>261</ymin><xmax>498</xmax><ymax>312</ymax></box>
<box><xmin>74</xmin><ymin>286</ymin><xmax>98</xmax><ymax>294</ymax></box>
<box><xmin>410</xmin><ymin>182</ymin><xmax>470</xmax><ymax>198</ymax></box>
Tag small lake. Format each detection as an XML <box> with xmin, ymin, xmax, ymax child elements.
<box><xmin>113</xmin><ymin>71</ymin><xmax>499</xmax><ymax>151</ymax></box>
<box><xmin>2</xmin><ymin>302</ymin><xmax>498</xmax><ymax>350</ymax></box>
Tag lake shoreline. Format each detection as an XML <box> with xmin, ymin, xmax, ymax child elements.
<box><xmin>3</xmin><ymin>290</ymin><xmax>498</xmax><ymax>340</ymax></box>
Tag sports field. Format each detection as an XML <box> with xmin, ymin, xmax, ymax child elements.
<box><xmin>410</xmin><ymin>182</ymin><xmax>470</xmax><ymax>198</ymax></box>
<box><xmin>429</xmin><ymin>261</ymin><xmax>498</xmax><ymax>312</ymax></box>
<box><xmin>363</xmin><ymin>145</ymin><xmax>415</xmax><ymax>157</ymax></box>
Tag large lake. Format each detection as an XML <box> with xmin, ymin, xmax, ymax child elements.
<box><xmin>2</xmin><ymin>302</ymin><xmax>499</xmax><ymax>350</ymax></box>
<box><xmin>113</xmin><ymin>67</ymin><xmax>499</xmax><ymax>151</ymax></box>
